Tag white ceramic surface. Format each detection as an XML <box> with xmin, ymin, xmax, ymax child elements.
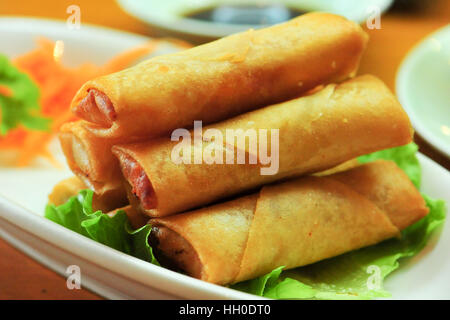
<box><xmin>116</xmin><ymin>0</ymin><xmax>393</xmax><ymax>40</ymax></box>
<box><xmin>0</xmin><ymin>18</ymin><xmax>449</xmax><ymax>300</ymax></box>
<box><xmin>397</xmin><ymin>25</ymin><xmax>450</xmax><ymax>159</ymax></box>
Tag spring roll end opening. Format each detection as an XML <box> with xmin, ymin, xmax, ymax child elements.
<box><xmin>70</xmin><ymin>135</ymin><xmax>92</xmax><ymax>175</ymax></box>
<box><xmin>60</xmin><ymin>132</ymin><xmax>124</xmax><ymax>197</ymax></box>
<box><xmin>73</xmin><ymin>89</ymin><xmax>116</xmax><ymax>128</ymax></box>
<box><xmin>113</xmin><ymin>148</ymin><xmax>158</xmax><ymax>211</ymax></box>
<box><xmin>59</xmin><ymin>131</ymin><xmax>98</xmax><ymax>190</ymax></box>
<box><xmin>149</xmin><ymin>225</ymin><xmax>205</xmax><ymax>281</ymax></box>
<box><xmin>84</xmin><ymin>120</ymin><xmax>122</xmax><ymax>138</ymax></box>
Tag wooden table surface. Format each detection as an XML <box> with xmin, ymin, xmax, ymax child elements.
<box><xmin>0</xmin><ymin>0</ymin><xmax>449</xmax><ymax>300</ymax></box>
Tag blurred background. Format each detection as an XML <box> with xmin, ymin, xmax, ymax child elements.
<box><xmin>0</xmin><ymin>0</ymin><xmax>447</xmax><ymax>94</ymax></box>
<box><xmin>0</xmin><ymin>0</ymin><xmax>449</xmax><ymax>299</ymax></box>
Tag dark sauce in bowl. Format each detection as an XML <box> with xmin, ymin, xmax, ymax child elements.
<box><xmin>183</xmin><ymin>4</ymin><xmax>307</xmax><ymax>25</ymax></box>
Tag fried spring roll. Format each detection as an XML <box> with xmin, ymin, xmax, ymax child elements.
<box><xmin>113</xmin><ymin>75</ymin><xmax>413</xmax><ymax>217</ymax></box>
<box><xmin>149</xmin><ymin>160</ymin><xmax>429</xmax><ymax>285</ymax></box>
<box><xmin>59</xmin><ymin>120</ymin><xmax>138</xmax><ymax>201</ymax></box>
<box><xmin>48</xmin><ymin>176</ymin><xmax>147</xmax><ymax>228</ymax></box>
<box><xmin>71</xmin><ymin>12</ymin><xmax>368</xmax><ymax>138</ymax></box>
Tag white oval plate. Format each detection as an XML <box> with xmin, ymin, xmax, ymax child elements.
<box><xmin>397</xmin><ymin>25</ymin><xmax>450</xmax><ymax>158</ymax></box>
<box><xmin>116</xmin><ymin>0</ymin><xmax>393</xmax><ymax>40</ymax></box>
<box><xmin>0</xmin><ymin>17</ymin><xmax>449</xmax><ymax>300</ymax></box>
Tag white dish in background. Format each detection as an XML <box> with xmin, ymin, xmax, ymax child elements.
<box><xmin>0</xmin><ymin>18</ymin><xmax>449</xmax><ymax>300</ymax></box>
<box><xmin>116</xmin><ymin>0</ymin><xmax>393</xmax><ymax>42</ymax></box>
<box><xmin>397</xmin><ymin>25</ymin><xmax>450</xmax><ymax>158</ymax></box>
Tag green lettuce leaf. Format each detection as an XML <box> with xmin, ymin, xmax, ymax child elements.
<box><xmin>0</xmin><ymin>53</ymin><xmax>50</xmax><ymax>135</ymax></box>
<box><xmin>127</xmin><ymin>223</ymin><xmax>160</xmax><ymax>266</ymax></box>
<box><xmin>45</xmin><ymin>189</ymin><xmax>158</xmax><ymax>264</ymax></box>
<box><xmin>232</xmin><ymin>266</ymin><xmax>284</xmax><ymax>296</ymax></box>
<box><xmin>233</xmin><ymin>143</ymin><xmax>446</xmax><ymax>299</ymax></box>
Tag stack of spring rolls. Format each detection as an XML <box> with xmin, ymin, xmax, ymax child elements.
<box><xmin>52</xmin><ymin>12</ymin><xmax>429</xmax><ymax>286</ymax></box>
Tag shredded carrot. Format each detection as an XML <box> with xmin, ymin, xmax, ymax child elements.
<box><xmin>0</xmin><ymin>36</ymin><xmax>189</xmax><ymax>166</ymax></box>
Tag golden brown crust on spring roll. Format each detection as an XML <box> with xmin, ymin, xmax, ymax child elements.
<box><xmin>71</xmin><ymin>12</ymin><xmax>368</xmax><ymax>138</ymax></box>
<box><xmin>331</xmin><ymin>160</ymin><xmax>429</xmax><ymax>230</ymax></box>
<box><xmin>235</xmin><ymin>177</ymin><xmax>397</xmax><ymax>282</ymax></box>
<box><xmin>113</xmin><ymin>75</ymin><xmax>413</xmax><ymax>217</ymax></box>
<box><xmin>150</xmin><ymin>160</ymin><xmax>428</xmax><ymax>285</ymax></box>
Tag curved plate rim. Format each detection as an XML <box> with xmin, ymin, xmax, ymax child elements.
<box><xmin>396</xmin><ymin>24</ymin><xmax>450</xmax><ymax>159</ymax></box>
